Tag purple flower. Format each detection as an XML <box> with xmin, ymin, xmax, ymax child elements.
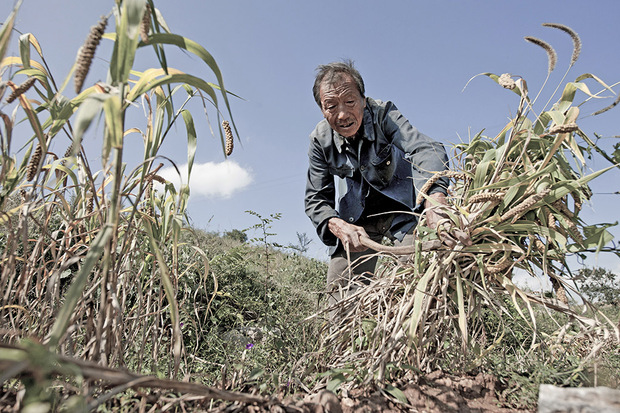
<box><xmin>245</xmin><ymin>343</ymin><xmax>254</xmax><ymax>350</ymax></box>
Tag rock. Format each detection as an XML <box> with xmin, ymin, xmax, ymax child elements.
<box><xmin>538</xmin><ymin>384</ymin><xmax>620</xmax><ymax>413</ymax></box>
<box><xmin>222</xmin><ymin>326</ymin><xmax>265</xmax><ymax>348</ymax></box>
<box><xmin>303</xmin><ymin>390</ymin><xmax>342</xmax><ymax>413</ymax></box>
<box><xmin>318</xmin><ymin>390</ymin><xmax>342</xmax><ymax>413</ymax></box>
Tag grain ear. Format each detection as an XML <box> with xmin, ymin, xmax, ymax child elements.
<box><xmin>542</xmin><ymin>23</ymin><xmax>581</xmax><ymax>67</ymax></box>
<box><xmin>223</xmin><ymin>120</ymin><xmax>234</xmax><ymax>156</ymax></box>
<box><xmin>524</xmin><ymin>36</ymin><xmax>557</xmax><ymax>74</ymax></box>
<box><xmin>75</xmin><ymin>16</ymin><xmax>108</xmax><ymax>94</ymax></box>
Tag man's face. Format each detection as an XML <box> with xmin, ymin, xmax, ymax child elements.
<box><xmin>319</xmin><ymin>74</ymin><xmax>365</xmax><ymax>138</ymax></box>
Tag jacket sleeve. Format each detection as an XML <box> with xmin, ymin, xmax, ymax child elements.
<box><xmin>379</xmin><ymin>101</ymin><xmax>449</xmax><ymax>206</ymax></box>
<box><xmin>304</xmin><ymin>135</ymin><xmax>339</xmax><ymax>246</ymax></box>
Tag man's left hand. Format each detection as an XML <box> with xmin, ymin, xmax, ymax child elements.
<box><xmin>423</xmin><ymin>192</ymin><xmax>472</xmax><ymax>248</ymax></box>
<box><xmin>423</xmin><ymin>192</ymin><xmax>448</xmax><ymax>230</ymax></box>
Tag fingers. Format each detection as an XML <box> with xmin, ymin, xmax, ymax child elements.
<box><xmin>342</xmin><ymin>228</ymin><xmax>369</xmax><ymax>252</ymax></box>
<box><xmin>338</xmin><ymin>224</ymin><xmax>369</xmax><ymax>252</ymax></box>
<box><xmin>425</xmin><ymin>204</ymin><xmax>473</xmax><ymax>249</ymax></box>
<box><xmin>344</xmin><ymin>239</ymin><xmax>365</xmax><ymax>253</ymax></box>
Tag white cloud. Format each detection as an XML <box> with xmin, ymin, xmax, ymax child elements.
<box><xmin>512</xmin><ymin>269</ymin><xmax>552</xmax><ymax>292</ymax></box>
<box><xmin>158</xmin><ymin>160</ymin><xmax>253</xmax><ymax>199</ymax></box>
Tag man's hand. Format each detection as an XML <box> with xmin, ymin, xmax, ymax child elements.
<box><xmin>423</xmin><ymin>192</ymin><xmax>449</xmax><ymax>230</ymax></box>
<box><xmin>423</xmin><ymin>192</ymin><xmax>472</xmax><ymax>248</ymax></box>
<box><xmin>328</xmin><ymin>217</ymin><xmax>370</xmax><ymax>252</ymax></box>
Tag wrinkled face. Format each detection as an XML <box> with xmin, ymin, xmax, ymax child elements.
<box><xmin>319</xmin><ymin>74</ymin><xmax>365</xmax><ymax>138</ymax></box>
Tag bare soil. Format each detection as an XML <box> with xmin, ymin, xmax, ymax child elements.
<box><xmin>0</xmin><ymin>371</ymin><xmax>536</xmax><ymax>412</ymax></box>
<box><xmin>211</xmin><ymin>371</ymin><xmax>535</xmax><ymax>412</ymax></box>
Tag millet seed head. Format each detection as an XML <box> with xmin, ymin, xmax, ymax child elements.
<box><xmin>26</xmin><ymin>144</ymin><xmax>43</xmax><ymax>181</ymax></box>
<box><xmin>542</xmin><ymin>23</ymin><xmax>581</xmax><ymax>67</ymax></box>
<box><xmin>140</xmin><ymin>3</ymin><xmax>151</xmax><ymax>43</ymax></box>
<box><xmin>484</xmin><ymin>255</ymin><xmax>512</xmax><ymax>275</ymax></box>
<box><xmin>416</xmin><ymin>170</ymin><xmax>466</xmax><ymax>206</ymax></box>
<box><xmin>468</xmin><ymin>192</ymin><xmax>504</xmax><ymax>205</ymax></box>
<box><xmin>524</xmin><ymin>36</ymin><xmax>557</xmax><ymax>74</ymax></box>
<box><xmin>501</xmin><ymin>188</ymin><xmax>551</xmax><ymax>223</ymax></box>
<box><xmin>6</xmin><ymin>77</ymin><xmax>36</xmax><ymax>104</ymax></box>
<box><xmin>222</xmin><ymin>120</ymin><xmax>234</xmax><ymax>156</ymax></box>
<box><xmin>74</xmin><ymin>16</ymin><xmax>108</xmax><ymax>94</ymax></box>
<box><xmin>86</xmin><ymin>194</ymin><xmax>94</xmax><ymax>214</ymax></box>
<box><xmin>548</xmin><ymin>122</ymin><xmax>578</xmax><ymax>135</ymax></box>
<box><xmin>150</xmin><ymin>174</ymin><xmax>166</xmax><ymax>184</ymax></box>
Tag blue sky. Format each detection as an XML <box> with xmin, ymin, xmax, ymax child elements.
<box><xmin>3</xmin><ymin>1</ymin><xmax>619</xmax><ymax>275</ymax></box>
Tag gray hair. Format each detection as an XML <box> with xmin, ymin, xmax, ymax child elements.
<box><xmin>312</xmin><ymin>60</ymin><xmax>365</xmax><ymax>107</ymax></box>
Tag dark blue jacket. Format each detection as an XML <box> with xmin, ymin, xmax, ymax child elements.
<box><xmin>304</xmin><ymin>97</ymin><xmax>449</xmax><ymax>252</ymax></box>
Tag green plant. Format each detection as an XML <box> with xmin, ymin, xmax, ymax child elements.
<box><xmin>575</xmin><ymin>267</ymin><xmax>620</xmax><ymax>305</ymax></box>
<box><xmin>223</xmin><ymin>228</ymin><xmax>248</xmax><ymax>243</ymax></box>
<box><xmin>288</xmin><ymin>231</ymin><xmax>314</xmax><ymax>254</ymax></box>
<box><xmin>245</xmin><ymin>210</ymin><xmax>283</xmax><ymax>277</ymax></box>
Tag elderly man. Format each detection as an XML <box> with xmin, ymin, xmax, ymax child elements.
<box><xmin>304</xmin><ymin>60</ymin><xmax>450</xmax><ymax>305</ymax></box>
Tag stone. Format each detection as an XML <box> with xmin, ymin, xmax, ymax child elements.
<box><xmin>538</xmin><ymin>384</ymin><xmax>620</xmax><ymax>413</ymax></box>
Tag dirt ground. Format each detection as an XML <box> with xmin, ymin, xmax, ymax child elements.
<box><xmin>0</xmin><ymin>371</ymin><xmax>535</xmax><ymax>412</ymax></box>
<box><xmin>210</xmin><ymin>371</ymin><xmax>534</xmax><ymax>412</ymax></box>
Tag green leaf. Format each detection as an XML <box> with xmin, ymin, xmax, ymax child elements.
<box><xmin>18</xmin><ymin>33</ymin><xmax>31</xmax><ymax>69</ymax></box>
<box><xmin>103</xmin><ymin>94</ymin><xmax>123</xmax><ymax>163</ymax></box>
<box><xmin>545</xmin><ymin>110</ymin><xmax>565</xmax><ymax>128</ymax></box>
<box><xmin>128</xmin><ymin>69</ymin><xmax>219</xmax><ymax>106</ymax></box>
<box><xmin>143</xmin><ymin>218</ymin><xmax>182</xmax><ymax>377</ymax></box>
<box><xmin>48</xmin><ymin>224</ymin><xmax>115</xmax><ymax>349</ymax></box>
<box><xmin>0</xmin><ymin>0</ymin><xmax>20</xmax><ymax>63</ymax></box>
<box><xmin>571</xmin><ymin>223</ymin><xmax>616</xmax><ymax>254</ymax></box>
<box><xmin>557</xmin><ymin>82</ymin><xmax>577</xmax><ymax>112</ymax></box>
<box><xmin>140</xmin><ymin>32</ymin><xmax>239</xmax><ymax>132</ymax></box>
<box><xmin>73</xmin><ymin>94</ymin><xmax>108</xmax><ymax>151</ymax></box>
<box><xmin>455</xmin><ymin>272</ymin><xmax>468</xmax><ymax>348</ymax></box>
<box><xmin>110</xmin><ymin>0</ymin><xmax>147</xmax><ymax>84</ymax></box>
<box><xmin>326</xmin><ymin>372</ymin><xmax>346</xmax><ymax>393</ymax></box>
<box><xmin>248</xmin><ymin>368</ymin><xmax>265</xmax><ymax>381</ymax></box>
<box><xmin>384</xmin><ymin>384</ymin><xmax>408</xmax><ymax>404</ymax></box>
<box><xmin>546</xmin><ymin>164</ymin><xmax>615</xmax><ymax>203</ymax></box>
<box><xmin>181</xmin><ymin>109</ymin><xmax>197</xmax><ymax>178</ymax></box>
<box><xmin>558</xmin><ymin>82</ymin><xmax>601</xmax><ymax>112</ymax></box>
<box><xmin>534</xmin><ymin>112</ymin><xmax>552</xmax><ymax>135</ymax></box>
<box><xmin>407</xmin><ymin>262</ymin><xmax>436</xmax><ymax>342</ymax></box>
<box><xmin>575</xmin><ymin>73</ymin><xmax>615</xmax><ymax>94</ymax></box>
<box><xmin>473</xmin><ymin>150</ymin><xmax>495</xmax><ymax>190</ymax></box>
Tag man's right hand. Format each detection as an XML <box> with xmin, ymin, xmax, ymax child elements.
<box><xmin>328</xmin><ymin>217</ymin><xmax>370</xmax><ymax>252</ymax></box>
